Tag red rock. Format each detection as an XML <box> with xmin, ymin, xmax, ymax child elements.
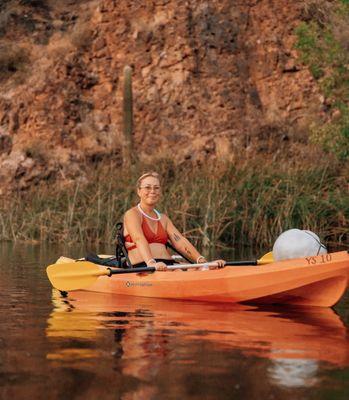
<box><xmin>0</xmin><ymin>0</ymin><xmax>324</xmax><ymax>194</ymax></box>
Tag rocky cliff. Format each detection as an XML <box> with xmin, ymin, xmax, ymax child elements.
<box><xmin>0</xmin><ymin>0</ymin><xmax>324</xmax><ymax>194</ymax></box>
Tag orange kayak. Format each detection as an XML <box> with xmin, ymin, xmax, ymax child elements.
<box><xmin>57</xmin><ymin>250</ymin><xmax>349</xmax><ymax>307</ymax></box>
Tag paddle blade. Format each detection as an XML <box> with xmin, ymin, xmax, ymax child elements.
<box><xmin>46</xmin><ymin>261</ymin><xmax>109</xmax><ymax>291</ymax></box>
<box><xmin>258</xmin><ymin>251</ymin><xmax>274</xmax><ymax>265</ymax></box>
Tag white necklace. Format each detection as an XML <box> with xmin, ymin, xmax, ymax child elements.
<box><xmin>137</xmin><ymin>203</ymin><xmax>161</xmax><ymax>221</ymax></box>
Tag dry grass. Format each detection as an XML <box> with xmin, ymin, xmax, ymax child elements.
<box><xmin>0</xmin><ymin>156</ymin><xmax>347</xmax><ymax>250</ymax></box>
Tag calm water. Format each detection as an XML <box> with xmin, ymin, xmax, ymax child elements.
<box><xmin>1</xmin><ymin>242</ymin><xmax>349</xmax><ymax>400</ymax></box>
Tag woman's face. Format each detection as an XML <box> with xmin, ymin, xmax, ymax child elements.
<box><xmin>137</xmin><ymin>176</ymin><xmax>161</xmax><ymax>205</ymax></box>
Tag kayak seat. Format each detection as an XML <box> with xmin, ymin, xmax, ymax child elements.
<box><xmin>84</xmin><ymin>222</ymin><xmax>131</xmax><ymax>269</ymax></box>
<box><xmin>115</xmin><ymin>222</ymin><xmax>133</xmax><ymax>268</ymax></box>
<box><xmin>85</xmin><ymin>253</ymin><xmax>122</xmax><ymax>267</ymax></box>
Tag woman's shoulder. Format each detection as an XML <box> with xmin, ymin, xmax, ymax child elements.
<box><xmin>124</xmin><ymin>206</ymin><xmax>140</xmax><ymax>220</ymax></box>
<box><xmin>160</xmin><ymin>212</ymin><xmax>171</xmax><ymax>225</ymax></box>
<box><xmin>160</xmin><ymin>211</ymin><xmax>168</xmax><ymax>219</ymax></box>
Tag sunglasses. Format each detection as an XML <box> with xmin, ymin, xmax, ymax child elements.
<box><xmin>139</xmin><ymin>185</ymin><xmax>161</xmax><ymax>192</ymax></box>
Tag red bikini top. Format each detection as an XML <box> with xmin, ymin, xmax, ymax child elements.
<box><xmin>124</xmin><ymin>217</ymin><xmax>168</xmax><ymax>250</ymax></box>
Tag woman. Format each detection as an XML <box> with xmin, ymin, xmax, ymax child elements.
<box><xmin>124</xmin><ymin>172</ymin><xmax>226</xmax><ymax>271</ymax></box>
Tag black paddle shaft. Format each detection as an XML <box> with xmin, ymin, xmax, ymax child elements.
<box><xmin>108</xmin><ymin>266</ymin><xmax>156</xmax><ymax>275</ymax></box>
<box><xmin>226</xmin><ymin>261</ymin><xmax>258</xmax><ymax>266</ymax></box>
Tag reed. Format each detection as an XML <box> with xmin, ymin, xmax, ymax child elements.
<box><xmin>0</xmin><ymin>156</ymin><xmax>347</xmax><ymax>249</ymax></box>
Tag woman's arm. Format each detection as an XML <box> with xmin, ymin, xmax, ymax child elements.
<box><xmin>164</xmin><ymin>215</ymin><xmax>225</xmax><ymax>268</ymax></box>
<box><xmin>164</xmin><ymin>215</ymin><xmax>206</xmax><ymax>263</ymax></box>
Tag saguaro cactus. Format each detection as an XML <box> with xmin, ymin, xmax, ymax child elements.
<box><xmin>122</xmin><ymin>65</ymin><xmax>134</xmax><ymax>166</ymax></box>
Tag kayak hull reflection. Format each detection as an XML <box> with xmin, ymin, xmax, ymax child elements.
<box><xmin>48</xmin><ymin>290</ymin><xmax>349</xmax><ymax>368</ymax></box>
<box><xmin>59</xmin><ymin>251</ymin><xmax>349</xmax><ymax>307</ymax></box>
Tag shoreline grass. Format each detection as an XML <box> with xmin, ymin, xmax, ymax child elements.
<box><xmin>0</xmin><ymin>156</ymin><xmax>348</xmax><ymax>250</ymax></box>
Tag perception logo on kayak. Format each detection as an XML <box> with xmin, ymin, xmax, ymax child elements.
<box><xmin>126</xmin><ymin>281</ymin><xmax>153</xmax><ymax>287</ymax></box>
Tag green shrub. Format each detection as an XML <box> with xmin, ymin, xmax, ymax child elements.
<box><xmin>310</xmin><ymin>107</ymin><xmax>349</xmax><ymax>160</ymax></box>
<box><xmin>295</xmin><ymin>1</ymin><xmax>349</xmax><ymax>161</ymax></box>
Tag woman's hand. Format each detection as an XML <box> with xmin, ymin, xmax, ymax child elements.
<box><xmin>147</xmin><ymin>259</ymin><xmax>168</xmax><ymax>271</ymax></box>
<box><xmin>154</xmin><ymin>261</ymin><xmax>168</xmax><ymax>271</ymax></box>
<box><xmin>209</xmin><ymin>259</ymin><xmax>226</xmax><ymax>269</ymax></box>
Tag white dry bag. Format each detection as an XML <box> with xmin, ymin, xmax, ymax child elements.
<box><xmin>273</xmin><ymin>229</ymin><xmax>327</xmax><ymax>261</ymax></box>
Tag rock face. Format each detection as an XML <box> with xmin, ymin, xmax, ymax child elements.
<box><xmin>0</xmin><ymin>0</ymin><xmax>322</xmax><ymax>193</ymax></box>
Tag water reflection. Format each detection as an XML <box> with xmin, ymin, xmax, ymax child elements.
<box><xmin>268</xmin><ymin>358</ymin><xmax>319</xmax><ymax>388</ymax></box>
<box><xmin>47</xmin><ymin>290</ymin><xmax>349</xmax><ymax>395</ymax></box>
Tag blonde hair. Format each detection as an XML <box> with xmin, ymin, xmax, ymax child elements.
<box><xmin>136</xmin><ymin>172</ymin><xmax>161</xmax><ymax>188</ymax></box>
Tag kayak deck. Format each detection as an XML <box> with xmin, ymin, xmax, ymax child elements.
<box><xmin>56</xmin><ymin>251</ymin><xmax>349</xmax><ymax>307</ymax></box>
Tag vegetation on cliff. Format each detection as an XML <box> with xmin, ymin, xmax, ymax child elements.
<box><xmin>296</xmin><ymin>0</ymin><xmax>349</xmax><ymax>160</ymax></box>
